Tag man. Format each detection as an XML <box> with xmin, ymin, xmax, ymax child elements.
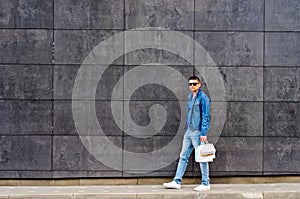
<box><xmin>163</xmin><ymin>75</ymin><xmax>211</xmax><ymax>192</ymax></box>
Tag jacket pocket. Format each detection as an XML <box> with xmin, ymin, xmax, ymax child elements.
<box><xmin>194</xmin><ymin>101</ymin><xmax>201</xmax><ymax>113</ymax></box>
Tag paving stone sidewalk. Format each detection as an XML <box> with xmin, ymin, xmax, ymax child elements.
<box><xmin>0</xmin><ymin>183</ymin><xmax>299</xmax><ymax>198</ymax></box>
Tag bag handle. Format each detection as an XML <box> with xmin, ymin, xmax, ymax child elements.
<box><xmin>201</xmin><ymin>140</ymin><xmax>210</xmax><ymax>145</ymax></box>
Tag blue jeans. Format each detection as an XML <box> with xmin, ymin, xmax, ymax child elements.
<box><xmin>173</xmin><ymin>129</ymin><xmax>210</xmax><ymax>186</ymax></box>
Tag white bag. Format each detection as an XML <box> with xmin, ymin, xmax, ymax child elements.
<box><xmin>195</xmin><ymin>145</ymin><xmax>216</xmax><ymax>163</ymax></box>
<box><xmin>200</xmin><ymin>141</ymin><xmax>216</xmax><ymax>156</ymax></box>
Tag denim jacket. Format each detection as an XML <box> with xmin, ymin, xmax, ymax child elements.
<box><xmin>183</xmin><ymin>88</ymin><xmax>210</xmax><ymax>136</ymax></box>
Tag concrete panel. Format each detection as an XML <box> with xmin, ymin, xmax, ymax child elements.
<box><xmin>196</xmin><ymin>67</ymin><xmax>263</xmax><ymax>101</ymax></box>
<box><xmin>123</xmin><ymin>135</ymin><xmax>190</xmax><ymax>172</ymax></box>
<box><xmin>264</xmin><ymin>103</ymin><xmax>300</xmax><ymax>137</ymax></box>
<box><xmin>221</xmin><ymin>67</ymin><xmax>263</xmax><ymax>101</ymax></box>
<box><xmin>54</xmin><ymin>0</ymin><xmax>124</xmax><ymax>29</ymax></box>
<box><xmin>266</xmin><ymin>0</ymin><xmax>300</xmax><ymax>31</ymax></box>
<box><xmin>124</xmin><ymin>65</ymin><xmax>193</xmax><ymax>101</ymax></box>
<box><xmin>221</xmin><ymin>102</ymin><xmax>263</xmax><ymax>137</ymax></box>
<box><xmin>125</xmin><ymin>31</ymin><xmax>194</xmax><ymax>65</ymax></box>
<box><xmin>125</xmin><ymin>0</ymin><xmax>194</xmax><ymax>30</ymax></box>
<box><xmin>123</xmin><ymin>135</ymin><xmax>193</xmax><ymax>173</ymax></box>
<box><xmin>53</xmin><ymin>136</ymin><xmax>122</xmax><ymax>171</ymax></box>
<box><xmin>0</xmin><ymin>65</ymin><xmax>52</xmax><ymax>99</ymax></box>
<box><xmin>265</xmin><ymin>68</ymin><xmax>300</xmax><ymax>101</ymax></box>
<box><xmin>0</xmin><ymin>30</ymin><xmax>53</xmax><ymax>64</ymax></box>
<box><xmin>0</xmin><ymin>136</ymin><xmax>51</xmax><ymax>170</ymax></box>
<box><xmin>0</xmin><ymin>100</ymin><xmax>52</xmax><ymax>135</ymax></box>
<box><xmin>264</xmin><ymin>137</ymin><xmax>300</xmax><ymax>172</ymax></box>
<box><xmin>195</xmin><ymin>0</ymin><xmax>264</xmax><ymax>31</ymax></box>
<box><xmin>54</xmin><ymin>30</ymin><xmax>123</xmax><ymax>64</ymax></box>
<box><xmin>194</xmin><ymin>32</ymin><xmax>263</xmax><ymax>66</ymax></box>
<box><xmin>0</xmin><ymin>0</ymin><xmax>53</xmax><ymax>28</ymax></box>
<box><xmin>54</xmin><ymin>65</ymin><xmax>123</xmax><ymax>100</ymax></box>
<box><xmin>265</xmin><ymin>33</ymin><xmax>300</xmax><ymax>66</ymax></box>
<box><xmin>123</xmin><ymin>100</ymin><xmax>183</xmax><ymax>137</ymax></box>
<box><xmin>54</xmin><ymin>100</ymin><xmax>123</xmax><ymax>136</ymax></box>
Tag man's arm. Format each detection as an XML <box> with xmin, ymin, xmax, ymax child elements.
<box><xmin>200</xmin><ymin>94</ymin><xmax>211</xmax><ymax>138</ymax></box>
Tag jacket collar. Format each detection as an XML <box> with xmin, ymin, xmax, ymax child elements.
<box><xmin>188</xmin><ymin>88</ymin><xmax>202</xmax><ymax>100</ymax></box>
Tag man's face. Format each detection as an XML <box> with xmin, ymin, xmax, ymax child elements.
<box><xmin>188</xmin><ymin>79</ymin><xmax>201</xmax><ymax>92</ymax></box>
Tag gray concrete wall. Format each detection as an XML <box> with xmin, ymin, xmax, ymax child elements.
<box><xmin>0</xmin><ymin>0</ymin><xmax>299</xmax><ymax>178</ymax></box>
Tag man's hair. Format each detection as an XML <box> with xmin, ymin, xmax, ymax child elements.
<box><xmin>188</xmin><ymin>76</ymin><xmax>200</xmax><ymax>83</ymax></box>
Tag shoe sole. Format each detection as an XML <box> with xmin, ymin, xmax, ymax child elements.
<box><xmin>163</xmin><ymin>184</ymin><xmax>181</xmax><ymax>189</ymax></box>
<box><xmin>193</xmin><ymin>188</ymin><xmax>210</xmax><ymax>192</ymax></box>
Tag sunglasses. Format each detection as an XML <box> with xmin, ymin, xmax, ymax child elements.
<box><xmin>188</xmin><ymin>82</ymin><xmax>199</xmax><ymax>86</ymax></box>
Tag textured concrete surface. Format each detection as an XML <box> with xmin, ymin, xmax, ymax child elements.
<box><xmin>125</xmin><ymin>0</ymin><xmax>194</xmax><ymax>30</ymax></box>
<box><xmin>54</xmin><ymin>0</ymin><xmax>124</xmax><ymax>29</ymax></box>
<box><xmin>0</xmin><ymin>0</ymin><xmax>53</xmax><ymax>28</ymax></box>
<box><xmin>265</xmin><ymin>0</ymin><xmax>300</xmax><ymax>31</ymax></box>
<box><xmin>0</xmin><ymin>0</ymin><xmax>299</xmax><ymax>178</ymax></box>
<box><xmin>0</xmin><ymin>30</ymin><xmax>53</xmax><ymax>64</ymax></box>
<box><xmin>0</xmin><ymin>184</ymin><xmax>299</xmax><ymax>198</ymax></box>
<box><xmin>54</xmin><ymin>30</ymin><xmax>123</xmax><ymax>64</ymax></box>
<box><xmin>265</xmin><ymin>33</ymin><xmax>300</xmax><ymax>66</ymax></box>
<box><xmin>195</xmin><ymin>0</ymin><xmax>264</xmax><ymax>31</ymax></box>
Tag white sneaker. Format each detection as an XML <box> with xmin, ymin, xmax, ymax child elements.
<box><xmin>162</xmin><ymin>181</ymin><xmax>181</xmax><ymax>189</ymax></box>
<box><xmin>193</xmin><ymin>184</ymin><xmax>211</xmax><ymax>192</ymax></box>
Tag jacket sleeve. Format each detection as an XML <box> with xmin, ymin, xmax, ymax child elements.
<box><xmin>200</xmin><ymin>94</ymin><xmax>210</xmax><ymax>136</ymax></box>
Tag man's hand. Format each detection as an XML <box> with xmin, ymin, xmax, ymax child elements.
<box><xmin>200</xmin><ymin>136</ymin><xmax>207</xmax><ymax>142</ymax></box>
